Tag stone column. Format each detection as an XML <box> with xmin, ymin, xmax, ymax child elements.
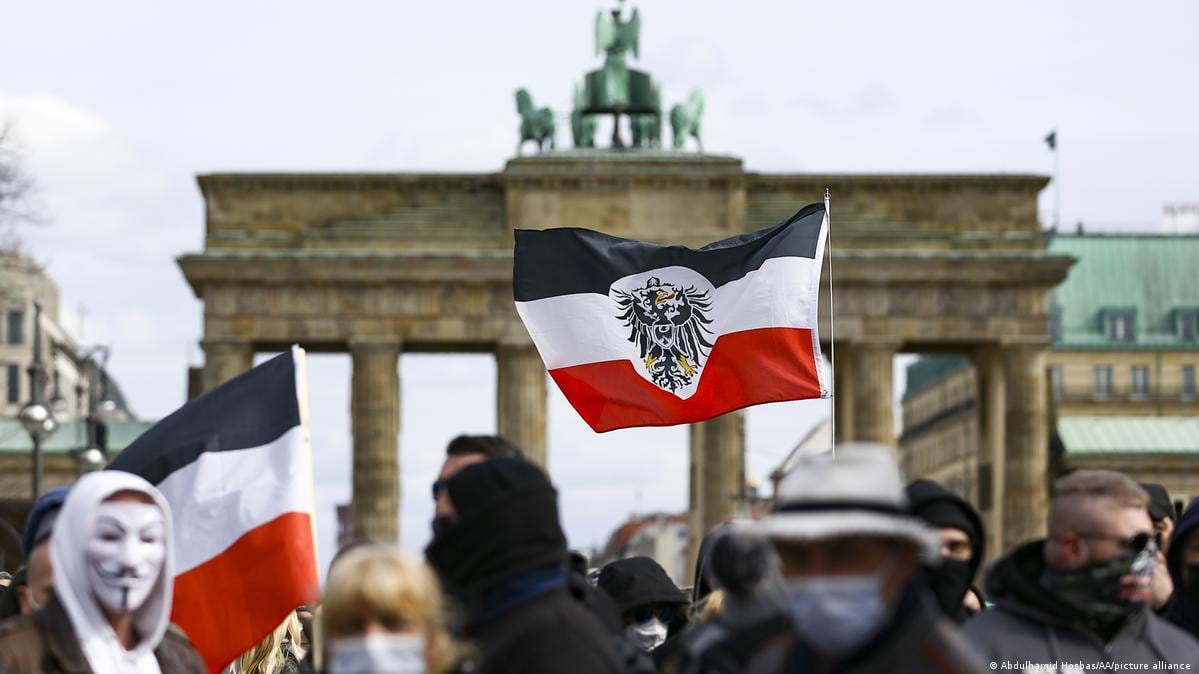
<box><xmin>496</xmin><ymin>341</ymin><xmax>548</xmax><ymax>469</ymax></box>
<box><xmin>1003</xmin><ymin>345</ymin><xmax>1049</xmax><ymax>549</ymax></box>
<box><xmin>201</xmin><ymin>338</ymin><xmax>254</xmax><ymax>392</ymax></box>
<box><xmin>852</xmin><ymin>342</ymin><xmax>898</xmax><ymax>446</ymax></box>
<box><xmin>833</xmin><ymin>342</ymin><xmax>855</xmax><ymax>445</ymax></box>
<box><xmin>349</xmin><ymin>339</ymin><xmax>401</xmax><ymax>543</ymax></box>
<box><xmin>972</xmin><ymin>346</ymin><xmax>1007</xmax><ymax>561</ymax></box>
<box><xmin>697</xmin><ymin>410</ymin><xmax>745</xmax><ymax>537</ymax></box>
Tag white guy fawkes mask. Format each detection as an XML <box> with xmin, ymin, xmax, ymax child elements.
<box><xmin>85</xmin><ymin>502</ymin><xmax>166</xmax><ymax>614</ymax></box>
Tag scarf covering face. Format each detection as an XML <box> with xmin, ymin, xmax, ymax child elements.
<box><xmin>51</xmin><ymin>471</ymin><xmax>175</xmax><ymax>674</ymax></box>
<box><xmin>424</xmin><ymin>458</ymin><xmax>567</xmax><ymax>615</ymax></box>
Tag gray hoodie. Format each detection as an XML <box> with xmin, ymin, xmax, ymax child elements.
<box><xmin>962</xmin><ymin>540</ymin><xmax>1199</xmax><ymax>672</ymax></box>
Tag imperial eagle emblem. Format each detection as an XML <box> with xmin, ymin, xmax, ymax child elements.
<box><xmin>612</xmin><ymin>275</ymin><xmax>714</xmax><ymax>393</ymax></box>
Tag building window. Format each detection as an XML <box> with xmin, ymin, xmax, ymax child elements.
<box><xmin>1131</xmin><ymin>365</ymin><xmax>1150</xmax><ymax>399</ymax></box>
<box><xmin>1050</xmin><ymin>365</ymin><xmax>1064</xmax><ymax>401</ymax></box>
<box><xmin>1106</xmin><ymin>314</ymin><xmax>1135</xmax><ymax>342</ymax></box>
<box><xmin>6</xmin><ymin>310</ymin><xmax>24</xmax><ymax>345</ymax></box>
<box><xmin>1179</xmin><ymin>312</ymin><xmax>1198</xmax><ymax>342</ymax></box>
<box><xmin>1048</xmin><ymin>313</ymin><xmax>1061</xmax><ymax>344</ymax></box>
<box><xmin>6</xmin><ymin>364</ymin><xmax>18</xmax><ymax>404</ymax></box>
<box><xmin>1094</xmin><ymin>365</ymin><xmax>1113</xmax><ymax>397</ymax></box>
<box><xmin>1183</xmin><ymin>366</ymin><xmax>1197</xmax><ymax>400</ymax></box>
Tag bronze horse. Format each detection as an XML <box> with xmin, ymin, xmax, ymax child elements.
<box><xmin>516</xmin><ymin>89</ymin><xmax>556</xmax><ymax>155</ymax></box>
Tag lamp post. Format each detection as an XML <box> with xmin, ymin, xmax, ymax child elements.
<box><xmin>19</xmin><ymin>300</ymin><xmax>57</xmax><ymax>500</ymax></box>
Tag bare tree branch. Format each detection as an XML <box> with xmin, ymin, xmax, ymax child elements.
<box><xmin>0</xmin><ymin>119</ymin><xmax>41</xmax><ymax>251</ymax></box>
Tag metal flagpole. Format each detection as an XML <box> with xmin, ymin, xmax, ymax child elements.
<box><xmin>825</xmin><ymin>188</ymin><xmax>836</xmax><ymax>458</ymax></box>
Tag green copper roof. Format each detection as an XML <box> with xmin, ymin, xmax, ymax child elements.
<box><xmin>1048</xmin><ymin>234</ymin><xmax>1199</xmax><ymax>350</ymax></box>
<box><xmin>1058</xmin><ymin>416</ymin><xmax>1199</xmax><ymax>454</ymax></box>
<box><xmin>903</xmin><ymin>356</ymin><xmax>970</xmax><ymax>400</ymax></box>
<box><xmin>0</xmin><ymin>419</ymin><xmax>154</xmax><ymax>454</ymax></box>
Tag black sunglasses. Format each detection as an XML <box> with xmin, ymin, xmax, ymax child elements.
<box><xmin>632</xmin><ymin>606</ymin><xmax>675</xmax><ymax>624</ymax></box>
<box><xmin>431</xmin><ymin>480</ymin><xmax>446</xmax><ymax>499</ymax></box>
<box><xmin>1077</xmin><ymin>531</ymin><xmax>1156</xmax><ymax>553</ymax></box>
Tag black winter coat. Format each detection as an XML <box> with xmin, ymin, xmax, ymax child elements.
<box><xmin>468</xmin><ymin>586</ymin><xmax>624</xmax><ymax>674</ymax></box>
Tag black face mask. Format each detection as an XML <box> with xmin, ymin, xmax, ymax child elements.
<box><xmin>1042</xmin><ymin>546</ymin><xmax>1155</xmax><ymax>622</ymax></box>
<box><xmin>431</xmin><ymin>515</ymin><xmax>455</xmax><ymax>537</ymax></box>
<box><xmin>925</xmin><ymin>559</ymin><xmax>973</xmax><ymax>618</ymax></box>
<box><xmin>1184</xmin><ymin>564</ymin><xmax>1199</xmax><ymax>602</ymax></box>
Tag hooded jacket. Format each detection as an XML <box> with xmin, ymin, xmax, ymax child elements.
<box><xmin>906</xmin><ymin>479</ymin><xmax>985</xmax><ymax>622</ymax></box>
<box><xmin>1164</xmin><ymin>497</ymin><xmax>1199</xmax><ymax>637</ymax></box>
<box><xmin>961</xmin><ymin>540</ymin><xmax>1199</xmax><ymax>670</ymax></box>
<box><xmin>0</xmin><ymin>471</ymin><xmax>204</xmax><ymax>674</ymax></box>
<box><xmin>424</xmin><ymin>459</ymin><xmax>622</xmax><ymax>674</ymax></box>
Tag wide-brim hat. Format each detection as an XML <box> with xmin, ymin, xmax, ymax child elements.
<box><xmin>749</xmin><ymin>443</ymin><xmax>941</xmax><ymax>563</ymax></box>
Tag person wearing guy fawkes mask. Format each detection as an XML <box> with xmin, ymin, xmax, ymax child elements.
<box><xmin>963</xmin><ymin>470</ymin><xmax>1199</xmax><ymax>667</ymax></box>
<box><xmin>739</xmin><ymin>444</ymin><xmax>987</xmax><ymax>674</ymax></box>
<box><xmin>906</xmin><ymin>479</ymin><xmax>986</xmax><ymax>623</ymax></box>
<box><xmin>0</xmin><ymin>471</ymin><xmax>205</xmax><ymax>673</ymax></box>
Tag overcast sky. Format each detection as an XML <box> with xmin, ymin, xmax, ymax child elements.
<box><xmin>3</xmin><ymin>0</ymin><xmax>1196</xmax><ymax>573</ymax></box>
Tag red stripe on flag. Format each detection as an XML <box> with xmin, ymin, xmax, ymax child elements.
<box><xmin>550</xmin><ymin>327</ymin><xmax>823</xmax><ymax>432</ymax></box>
<box><xmin>172</xmin><ymin>511</ymin><xmax>319</xmax><ymax>674</ymax></box>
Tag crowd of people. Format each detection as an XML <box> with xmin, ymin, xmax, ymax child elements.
<box><xmin>3</xmin><ymin>434</ymin><xmax>1199</xmax><ymax>673</ymax></box>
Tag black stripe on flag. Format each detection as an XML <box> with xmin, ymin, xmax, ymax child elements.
<box><xmin>514</xmin><ymin>203</ymin><xmax>824</xmax><ymax>302</ymax></box>
<box><xmin>108</xmin><ymin>351</ymin><xmax>300</xmax><ymax>486</ymax></box>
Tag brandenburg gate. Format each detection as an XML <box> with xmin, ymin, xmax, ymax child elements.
<box><xmin>178</xmin><ymin>153</ymin><xmax>1072</xmax><ymax>560</ymax></box>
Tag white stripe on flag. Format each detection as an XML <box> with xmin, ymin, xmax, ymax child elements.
<box><xmin>156</xmin><ymin>425</ymin><xmax>311</xmax><ymax>574</ymax></box>
<box><xmin>515</xmin><ymin>255</ymin><xmax>821</xmax><ymax>370</ymax></box>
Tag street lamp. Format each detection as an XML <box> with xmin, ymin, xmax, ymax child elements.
<box><xmin>19</xmin><ymin>300</ymin><xmax>58</xmax><ymax>500</ymax></box>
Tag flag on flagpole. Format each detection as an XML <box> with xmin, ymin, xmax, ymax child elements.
<box><xmin>514</xmin><ymin>203</ymin><xmax>830</xmax><ymax>432</ymax></box>
<box><xmin>108</xmin><ymin>346</ymin><xmax>319</xmax><ymax>673</ymax></box>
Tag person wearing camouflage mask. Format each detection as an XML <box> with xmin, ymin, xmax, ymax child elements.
<box><xmin>963</xmin><ymin>470</ymin><xmax>1199</xmax><ymax>668</ymax></box>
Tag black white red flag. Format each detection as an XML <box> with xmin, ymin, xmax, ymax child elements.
<box><xmin>514</xmin><ymin>203</ymin><xmax>829</xmax><ymax>432</ymax></box>
<box><xmin>108</xmin><ymin>347</ymin><xmax>319</xmax><ymax>673</ymax></box>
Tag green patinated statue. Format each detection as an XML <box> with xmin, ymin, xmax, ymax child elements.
<box><xmin>670</xmin><ymin>90</ymin><xmax>704</xmax><ymax>152</ymax></box>
<box><xmin>515</xmin><ymin>2</ymin><xmax>706</xmax><ymax>152</ymax></box>
<box><xmin>515</xmin><ymin>88</ymin><xmax>555</xmax><ymax>155</ymax></box>
<box><xmin>630</xmin><ymin>84</ymin><xmax>661</xmax><ymax>149</ymax></box>
<box><xmin>571</xmin><ymin>83</ymin><xmax>598</xmax><ymax>149</ymax></box>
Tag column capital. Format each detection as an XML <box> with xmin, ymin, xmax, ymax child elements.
<box><xmin>200</xmin><ymin>337</ymin><xmax>254</xmax><ymax>351</ymax></box>
<box><xmin>496</xmin><ymin>337</ymin><xmax>537</xmax><ymax>352</ymax></box>
<box><xmin>347</xmin><ymin>337</ymin><xmax>403</xmax><ymax>355</ymax></box>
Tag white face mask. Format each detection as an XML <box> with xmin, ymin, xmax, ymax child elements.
<box><xmin>328</xmin><ymin>633</ymin><xmax>426</xmax><ymax>674</ymax></box>
<box><xmin>85</xmin><ymin>502</ymin><xmax>166</xmax><ymax>614</ymax></box>
<box><xmin>785</xmin><ymin>574</ymin><xmax>888</xmax><ymax>655</ymax></box>
<box><xmin>626</xmin><ymin>617</ymin><xmax>668</xmax><ymax>652</ymax></box>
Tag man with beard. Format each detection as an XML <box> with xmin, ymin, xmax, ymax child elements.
<box><xmin>962</xmin><ymin>470</ymin><xmax>1199</xmax><ymax>666</ymax></box>
<box><xmin>424</xmin><ymin>457</ymin><xmax>622</xmax><ymax>673</ymax></box>
<box><xmin>0</xmin><ymin>471</ymin><xmax>205</xmax><ymax>673</ymax></box>
<box><xmin>906</xmin><ymin>479</ymin><xmax>986</xmax><ymax>622</ymax></box>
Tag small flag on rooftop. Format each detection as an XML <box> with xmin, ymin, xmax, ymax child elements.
<box><xmin>514</xmin><ymin>204</ymin><xmax>830</xmax><ymax>432</ymax></box>
<box><xmin>1044</xmin><ymin>130</ymin><xmax>1057</xmax><ymax>151</ymax></box>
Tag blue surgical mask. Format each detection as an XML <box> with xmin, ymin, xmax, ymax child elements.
<box><xmin>785</xmin><ymin>574</ymin><xmax>888</xmax><ymax>655</ymax></box>
<box><xmin>328</xmin><ymin>633</ymin><xmax>426</xmax><ymax>674</ymax></box>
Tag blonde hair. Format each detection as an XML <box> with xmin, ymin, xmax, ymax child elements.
<box><xmin>231</xmin><ymin>612</ymin><xmax>305</xmax><ymax>674</ymax></box>
<box><xmin>694</xmin><ymin>589</ymin><xmax>725</xmax><ymax>624</ymax></box>
<box><xmin>320</xmin><ymin>545</ymin><xmax>457</xmax><ymax>674</ymax></box>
